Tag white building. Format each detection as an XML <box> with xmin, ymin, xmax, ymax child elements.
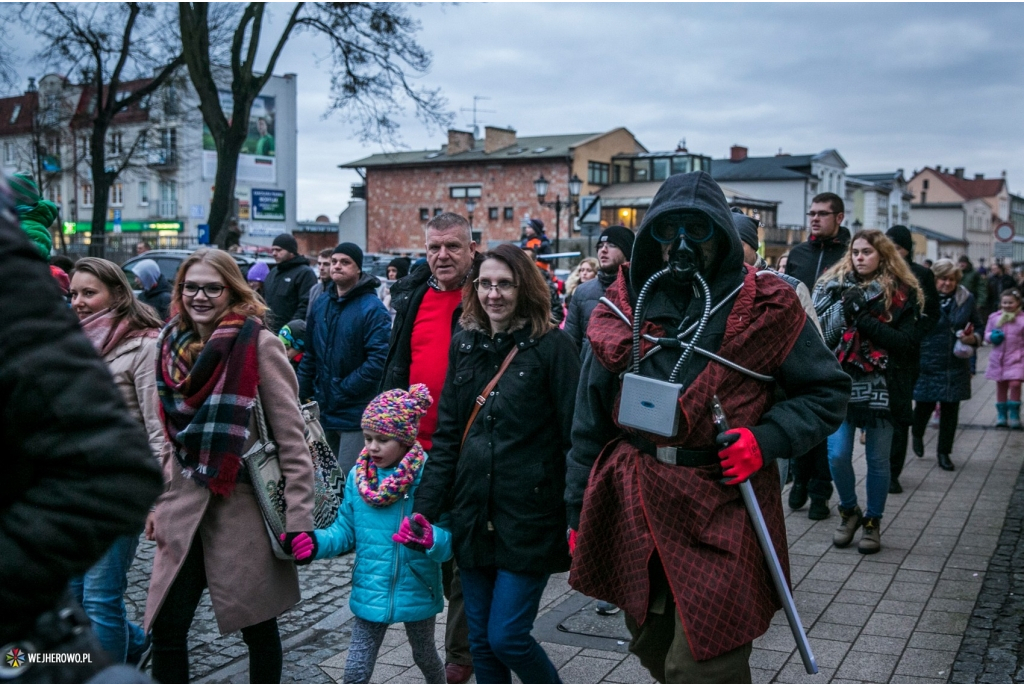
<box><xmin>844</xmin><ymin>170</ymin><xmax>913</xmax><ymax>233</ymax></box>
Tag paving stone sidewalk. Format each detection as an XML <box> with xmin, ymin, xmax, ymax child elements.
<box><xmin>126</xmin><ymin>350</ymin><xmax>1024</xmax><ymax>683</ymax></box>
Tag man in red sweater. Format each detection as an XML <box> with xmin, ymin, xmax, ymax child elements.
<box><xmin>379</xmin><ymin>212</ymin><xmax>479</xmax><ymax>683</ymax></box>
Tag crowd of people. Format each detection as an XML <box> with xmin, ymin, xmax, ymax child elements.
<box><xmin>5</xmin><ymin>166</ymin><xmax>1024</xmax><ymax>685</ymax></box>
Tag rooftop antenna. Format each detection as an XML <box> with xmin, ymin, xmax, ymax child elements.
<box><xmin>460</xmin><ymin>96</ymin><xmax>496</xmax><ymax>138</ymax></box>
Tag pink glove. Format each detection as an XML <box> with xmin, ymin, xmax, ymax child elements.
<box><xmin>279</xmin><ymin>532</ymin><xmax>317</xmax><ymax>564</ymax></box>
<box><xmin>568</xmin><ymin>528</ymin><xmax>578</xmax><ymax>555</ymax></box>
<box><xmin>715</xmin><ymin>427</ymin><xmax>764</xmax><ymax>485</ymax></box>
<box><xmin>392</xmin><ymin>513</ymin><xmax>434</xmax><ymax>552</ymax></box>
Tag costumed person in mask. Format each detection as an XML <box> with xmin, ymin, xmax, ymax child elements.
<box><xmin>565</xmin><ymin>172</ymin><xmax>850</xmax><ymax>683</ymax></box>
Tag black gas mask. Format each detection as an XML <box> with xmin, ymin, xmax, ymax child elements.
<box><xmin>651</xmin><ymin>212</ymin><xmax>716</xmax><ymax>282</ymax></box>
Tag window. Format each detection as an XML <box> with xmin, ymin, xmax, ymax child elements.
<box><xmin>434</xmin><ymin>207</ymin><xmax>442</xmax><ymax>216</ymax></box>
<box><xmin>613</xmin><ymin>159</ymin><xmax>630</xmax><ymax>184</ymax></box>
<box><xmin>109</xmin><ymin>132</ymin><xmax>123</xmax><ymax>155</ymax></box>
<box><xmin>632</xmin><ymin>159</ymin><xmax>651</xmax><ymax>182</ymax></box>
<box><xmin>9</xmin><ymin>104</ymin><xmax>20</xmax><ymax>123</ymax></box>
<box><xmin>159</xmin><ymin>181</ymin><xmax>176</xmax><ymax>218</ymax></box>
<box><xmin>921</xmin><ymin>191</ymin><xmax>927</xmax><ymax>203</ymax></box>
<box><xmin>503</xmin><ymin>207</ymin><xmax>514</xmax><ymax>221</ymax></box>
<box><xmin>46</xmin><ymin>183</ymin><xmax>61</xmax><ymax>204</ymax></box>
<box><xmin>2</xmin><ymin>141</ymin><xmax>13</xmax><ymax>164</ymax></box>
<box><xmin>652</xmin><ymin>158</ymin><xmax>670</xmax><ymax>182</ymax></box>
<box><xmin>488</xmin><ymin>207</ymin><xmax>498</xmax><ymax>221</ymax></box>
<box><xmin>922</xmin><ymin>179</ymin><xmax>929</xmax><ymax>190</ymax></box>
<box><xmin>449</xmin><ymin>185</ymin><xmax>482</xmax><ymax>199</ymax></box>
<box><xmin>110</xmin><ymin>182</ymin><xmax>123</xmax><ymax>206</ymax></box>
<box><xmin>82</xmin><ymin>183</ymin><xmax>93</xmax><ymax>207</ymax></box>
<box><xmin>139</xmin><ymin>181</ymin><xmax>149</xmax><ymax>205</ymax></box>
<box><xmin>588</xmin><ymin>161</ymin><xmax>610</xmax><ymax>186</ymax></box>
<box><xmin>419</xmin><ymin>208</ymin><xmax>429</xmax><ymax>221</ymax></box>
<box><xmin>158</xmin><ymin>128</ymin><xmax>177</xmax><ymax>151</ymax></box>
<box><xmin>79</xmin><ymin>136</ymin><xmax>89</xmax><ymax>158</ymax></box>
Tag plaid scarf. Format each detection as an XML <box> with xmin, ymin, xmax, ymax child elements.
<box><xmin>355</xmin><ymin>441</ymin><xmax>426</xmax><ymax>508</ymax></box>
<box><xmin>156</xmin><ymin>313</ymin><xmax>261</xmax><ymax>496</ymax></box>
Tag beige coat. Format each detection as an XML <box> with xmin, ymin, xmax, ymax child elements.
<box><xmin>145</xmin><ymin>330</ymin><xmax>315</xmax><ymax>635</ymax></box>
<box><xmin>104</xmin><ymin>333</ymin><xmax>164</xmax><ymax>459</ymax></box>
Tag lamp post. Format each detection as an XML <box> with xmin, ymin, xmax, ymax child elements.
<box><xmin>534</xmin><ymin>173</ymin><xmax>583</xmax><ymax>268</ymax></box>
<box><xmin>465</xmin><ymin>197</ymin><xmax>481</xmax><ymax>244</ymax></box>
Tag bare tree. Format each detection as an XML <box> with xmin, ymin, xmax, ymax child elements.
<box><xmin>178</xmin><ymin>2</ymin><xmax>451</xmax><ymax>248</ymax></box>
<box><xmin>25</xmin><ymin>2</ymin><xmax>184</xmax><ymax>257</ymax></box>
<box><xmin>0</xmin><ymin>25</ymin><xmax>18</xmax><ymax>94</ymax></box>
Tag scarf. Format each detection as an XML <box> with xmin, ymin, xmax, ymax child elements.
<box><xmin>355</xmin><ymin>441</ymin><xmax>426</xmax><ymax>507</ymax></box>
<box><xmin>156</xmin><ymin>313</ymin><xmax>261</xmax><ymax>496</ymax></box>
<box><xmin>80</xmin><ymin>308</ymin><xmax>154</xmax><ymax>357</ymax></box>
<box><xmin>998</xmin><ymin>309</ymin><xmax>1019</xmax><ymax>327</ymax></box>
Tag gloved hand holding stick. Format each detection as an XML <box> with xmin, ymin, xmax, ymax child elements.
<box><xmin>711</xmin><ymin>395</ymin><xmax>818</xmax><ymax>675</ymax></box>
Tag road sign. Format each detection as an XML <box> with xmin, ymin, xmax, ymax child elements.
<box><xmin>994</xmin><ymin>241</ymin><xmax>1014</xmax><ymax>260</ymax></box>
<box><xmin>113</xmin><ymin>209</ymin><xmax>122</xmax><ymax>233</ymax></box>
<box><xmin>995</xmin><ymin>221</ymin><xmax>1015</xmax><ymax>243</ymax></box>
<box><xmin>578</xmin><ymin>195</ymin><xmax>601</xmax><ymax>226</ymax></box>
<box><xmin>197</xmin><ymin>224</ymin><xmax>211</xmax><ymax>245</ymax></box>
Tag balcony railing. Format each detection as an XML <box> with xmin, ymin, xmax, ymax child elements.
<box><xmin>156</xmin><ymin>200</ymin><xmax>177</xmax><ymax>218</ymax></box>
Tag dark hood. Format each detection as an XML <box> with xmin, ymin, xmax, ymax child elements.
<box><xmin>275</xmin><ymin>254</ymin><xmax>311</xmax><ymax>272</ymax></box>
<box><xmin>329</xmin><ymin>271</ymin><xmax>381</xmax><ymax>303</ymax></box>
<box><xmin>148</xmin><ymin>273</ymin><xmax>172</xmax><ymax>295</ymax></box>
<box><xmin>630</xmin><ymin>171</ymin><xmax>743</xmax><ymax>293</ymax></box>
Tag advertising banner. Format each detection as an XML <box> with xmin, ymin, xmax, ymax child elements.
<box><xmin>202</xmin><ymin>91</ymin><xmax>277</xmax><ymax>182</ymax></box>
<box><xmin>252</xmin><ymin>189</ymin><xmax>286</xmax><ymax>222</ymax></box>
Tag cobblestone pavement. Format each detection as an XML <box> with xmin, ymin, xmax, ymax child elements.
<box><xmin>124</xmin><ymin>350</ymin><xmax>1024</xmax><ymax>683</ymax></box>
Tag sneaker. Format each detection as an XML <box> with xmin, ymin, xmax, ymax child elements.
<box><xmin>912</xmin><ymin>434</ymin><xmax>924</xmax><ymax>458</ymax></box>
<box><xmin>858</xmin><ymin>517</ymin><xmax>881</xmax><ymax>554</ymax></box>
<box><xmin>808</xmin><ymin>497</ymin><xmax>830</xmax><ymax>520</ymax></box>
<box><xmin>446</xmin><ymin>663</ymin><xmax>474</xmax><ymax>684</ymax></box>
<box><xmin>888</xmin><ymin>477</ymin><xmax>903</xmax><ymax>494</ymax></box>
<box><xmin>595</xmin><ymin>600</ymin><xmax>621</xmax><ymax>616</ymax></box>
<box><xmin>788</xmin><ymin>483</ymin><xmax>808</xmax><ymax>510</ymax></box>
<box><xmin>833</xmin><ymin>506</ymin><xmax>863</xmax><ymax>548</ymax></box>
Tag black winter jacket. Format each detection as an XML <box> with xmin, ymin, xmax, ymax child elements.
<box><xmin>785</xmin><ymin>227</ymin><xmax>852</xmax><ymax>291</ymax></box>
<box><xmin>915</xmin><ymin>287</ymin><xmax>984</xmax><ymax>403</ymax></box>
<box><xmin>413</xmin><ymin>320</ymin><xmax>581</xmax><ymax>575</ymax></box>
<box><xmin>139</xmin><ymin>273</ymin><xmax>172</xmax><ymax>321</ymax></box>
<box><xmin>563</xmin><ymin>271</ymin><xmax>615</xmax><ymax>353</ymax></box>
<box><xmin>0</xmin><ymin>189</ymin><xmax>162</xmax><ymax>643</ymax></box>
<box><xmin>264</xmin><ymin>254</ymin><xmax>318</xmax><ymax>330</ymax></box>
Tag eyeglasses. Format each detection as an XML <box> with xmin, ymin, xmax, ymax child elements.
<box><xmin>474</xmin><ymin>278</ymin><xmax>517</xmax><ymax>294</ymax></box>
<box><xmin>651</xmin><ymin>213</ymin><xmax>714</xmax><ymax>244</ymax></box>
<box><xmin>181</xmin><ymin>282</ymin><xmax>226</xmax><ymax>298</ymax></box>
<box><xmin>807</xmin><ymin>211</ymin><xmax>837</xmax><ymax>218</ymax></box>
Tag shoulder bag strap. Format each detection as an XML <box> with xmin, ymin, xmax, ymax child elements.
<box><xmin>460</xmin><ymin>346</ymin><xmax>519</xmax><ymax>451</ymax></box>
<box><xmin>252</xmin><ymin>393</ymin><xmax>271</xmax><ymax>445</ymax></box>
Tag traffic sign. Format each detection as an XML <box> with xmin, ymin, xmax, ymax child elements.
<box><xmin>994</xmin><ymin>242</ymin><xmax>1014</xmax><ymax>260</ymax></box>
<box><xmin>113</xmin><ymin>209</ymin><xmax>122</xmax><ymax>233</ymax></box>
<box><xmin>995</xmin><ymin>221</ymin><xmax>1015</xmax><ymax>243</ymax></box>
<box><xmin>197</xmin><ymin>224</ymin><xmax>211</xmax><ymax>245</ymax></box>
<box><xmin>578</xmin><ymin>195</ymin><xmax>601</xmax><ymax>226</ymax></box>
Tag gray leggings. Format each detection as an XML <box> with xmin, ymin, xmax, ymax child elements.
<box><xmin>344</xmin><ymin>615</ymin><xmax>445</xmax><ymax>684</ymax></box>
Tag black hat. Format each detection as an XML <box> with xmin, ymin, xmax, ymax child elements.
<box><xmin>526</xmin><ymin>218</ymin><xmax>545</xmax><ymax>233</ymax></box>
<box><xmin>272</xmin><ymin>232</ymin><xmax>298</xmax><ymax>255</ymax></box>
<box><xmin>731</xmin><ymin>208</ymin><xmax>760</xmax><ymax>252</ymax></box>
<box><xmin>333</xmin><ymin>242</ymin><xmax>364</xmax><ymax>269</ymax></box>
<box><xmin>886</xmin><ymin>225</ymin><xmax>913</xmax><ymax>254</ymax></box>
<box><xmin>598</xmin><ymin>225</ymin><xmax>635</xmax><ymax>258</ymax></box>
<box><xmin>387</xmin><ymin>257</ymin><xmax>411</xmax><ymax>279</ymax></box>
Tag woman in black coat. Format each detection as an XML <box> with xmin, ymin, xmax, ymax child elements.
<box><xmin>912</xmin><ymin>259</ymin><xmax>983</xmax><ymax>470</ymax></box>
<box><xmin>408</xmin><ymin>244</ymin><xmax>580</xmax><ymax>684</ymax></box>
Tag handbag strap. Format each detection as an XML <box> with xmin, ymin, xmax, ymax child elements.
<box><xmin>252</xmin><ymin>393</ymin><xmax>270</xmax><ymax>444</ymax></box>
<box><xmin>460</xmin><ymin>346</ymin><xmax>519</xmax><ymax>451</ymax></box>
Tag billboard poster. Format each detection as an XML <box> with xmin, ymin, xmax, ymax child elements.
<box><xmin>202</xmin><ymin>91</ymin><xmax>277</xmax><ymax>182</ymax></box>
<box><xmin>252</xmin><ymin>189</ymin><xmax>286</xmax><ymax>222</ymax></box>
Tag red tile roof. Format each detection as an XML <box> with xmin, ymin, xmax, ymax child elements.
<box><xmin>929</xmin><ymin>167</ymin><xmax>1006</xmax><ymax>201</ymax></box>
<box><xmin>71</xmin><ymin>77</ymin><xmax>153</xmax><ymax>128</ymax></box>
<box><xmin>0</xmin><ymin>92</ymin><xmax>39</xmax><ymax>136</ymax></box>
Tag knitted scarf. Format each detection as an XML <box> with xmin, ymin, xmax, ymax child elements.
<box><xmin>80</xmin><ymin>308</ymin><xmax>154</xmax><ymax>357</ymax></box>
<box><xmin>355</xmin><ymin>441</ymin><xmax>426</xmax><ymax>507</ymax></box>
<box><xmin>998</xmin><ymin>309</ymin><xmax>1019</xmax><ymax>327</ymax></box>
<box><xmin>156</xmin><ymin>313</ymin><xmax>261</xmax><ymax>496</ymax></box>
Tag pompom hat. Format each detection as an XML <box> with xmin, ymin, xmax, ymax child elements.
<box><xmin>361</xmin><ymin>383</ymin><xmax>432</xmax><ymax>444</ymax></box>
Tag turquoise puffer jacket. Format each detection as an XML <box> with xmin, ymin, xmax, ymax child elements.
<box><xmin>314</xmin><ymin>459</ymin><xmax>452</xmax><ymax>624</ymax></box>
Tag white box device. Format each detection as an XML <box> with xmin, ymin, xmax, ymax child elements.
<box><xmin>617</xmin><ymin>372</ymin><xmax>682</xmax><ymax>437</ymax></box>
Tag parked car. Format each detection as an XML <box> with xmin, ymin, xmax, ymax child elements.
<box><xmin>121</xmin><ymin>249</ymin><xmax>275</xmax><ymax>293</ymax></box>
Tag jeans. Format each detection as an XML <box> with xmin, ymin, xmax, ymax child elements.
<box><xmin>458</xmin><ymin>566</ymin><xmax>561</xmax><ymax>684</ymax></box>
<box><xmin>827</xmin><ymin>418</ymin><xmax>893</xmax><ymax>520</ymax></box>
<box><xmin>67</xmin><ymin>534</ymin><xmax>147</xmax><ymax>663</ymax></box>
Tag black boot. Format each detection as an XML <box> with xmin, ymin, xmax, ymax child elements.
<box><xmin>912</xmin><ymin>434</ymin><xmax>924</xmax><ymax>458</ymax></box>
<box><xmin>938</xmin><ymin>453</ymin><xmax>955</xmax><ymax>471</ymax></box>
<box><xmin>788</xmin><ymin>482</ymin><xmax>808</xmax><ymax>510</ymax></box>
<box><xmin>888</xmin><ymin>477</ymin><xmax>903</xmax><ymax>494</ymax></box>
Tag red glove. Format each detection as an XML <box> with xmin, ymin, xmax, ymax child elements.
<box><xmin>715</xmin><ymin>427</ymin><xmax>764</xmax><ymax>485</ymax></box>
<box><xmin>392</xmin><ymin>513</ymin><xmax>434</xmax><ymax>552</ymax></box>
<box><xmin>279</xmin><ymin>532</ymin><xmax>317</xmax><ymax>564</ymax></box>
<box><xmin>567</xmin><ymin>528</ymin><xmax>578</xmax><ymax>555</ymax></box>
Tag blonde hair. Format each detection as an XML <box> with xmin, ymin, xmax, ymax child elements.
<box><xmin>565</xmin><ymin>257</ymin><xmax>599</xmax><ymax>297</ymax></box>
<box><xmin>72</xmin><ymin>257</ymin><xmax>164</xmax><ymax>331</ymax></box>
<box><xmin>931</xmin><ymin>258</ymin><xmax>962</xmax><ymax>283</ymax></box>
<box><xmin>818</xmin><ymin>229</ymin><xmax>924</xmax><ymax>313</ymax></box>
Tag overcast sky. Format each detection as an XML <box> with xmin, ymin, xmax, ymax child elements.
<box><xmin>7</xmin><ymin>3</ymin><xmax>1024</xmax><ymax>219</ymax></box>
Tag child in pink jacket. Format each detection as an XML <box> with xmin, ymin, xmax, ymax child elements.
<box><xmin>985</xmin><ymin>287</ymin><xmax>1024</xmax><ymax>427</ymax></box>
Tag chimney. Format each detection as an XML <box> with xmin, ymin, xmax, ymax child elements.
<box><xmin>730</xmin><ymin>145</ymin><xmax>748</xmax><ymax>162</ymax></box>
<box><xmin>954</xmin><ymin>167</ymin><xmax>965</xmax><ymax>179</ymax></box>
<box><xmin>25</xmin><ymin>77</ymin><xmax>36</xmax><ymax>94</ymax></box>
<box><xmin>447</xmin><ymin>129</ymin><xmax>475</xmax><ymax>156</ymax></box>
<box><xmin>975</xmin><ymin>173</ymin><xmax>985</xmax><ymax>181</ymax></box>
<box><xmin>675</xmin><ymin>138</ymin><xmax>688</xmax><ymax>153</ymax></box>
<box><xmin>483</xmin><ymin>126</ymin><xmax>516</xmax><ymax>154</ymax></box>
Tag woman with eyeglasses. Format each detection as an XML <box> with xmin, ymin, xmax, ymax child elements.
<box><xmin>67</xmin><ymin>257</ymin><xmax>166</xmax><ymax>665</ymax></box>
<box><xmin>404</xmin><ymin>244</ymin><xmax>581</xmax><ymax>683</ymax></box>
<box><xmin>144</xmin><ymin>248</ymin><xmax>315</xmax><ymax>683</ymax></box>
<box><xmin>813</xmin><ymin>230</ymin><xmax>922</xmax><ymax>555</ymax></box>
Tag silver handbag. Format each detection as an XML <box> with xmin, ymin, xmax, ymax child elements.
<box><xmin>243</xmin><ymin>396</ymin><xmax>343</xmax><ymax>560</ymax></box>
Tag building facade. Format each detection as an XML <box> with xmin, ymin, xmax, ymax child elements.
<box><xmin>844</xmin><ymin>170</ymin><xmax>912</xmax><ymax>233</ymax></box>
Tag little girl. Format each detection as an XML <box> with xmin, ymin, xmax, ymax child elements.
<box><xmin>985</xmin><ymin>288</ymin><xmax>1024</xmax><ymax>428</ymax></box>
<box><xmin>282</xmin><ymin>384</ymin><xmax>450</xmax><ymax>684</ymax></box>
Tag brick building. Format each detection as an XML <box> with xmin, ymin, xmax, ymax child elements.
<box><xmin>340</xmin><ymin>126</ymin><xmax>645</xmax><ymax>252</ymax></box>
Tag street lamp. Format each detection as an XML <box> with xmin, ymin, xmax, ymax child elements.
<box><xmin>533</xmin><ymin>173</ymin><xmax>583</xmax><ymax>267</ymax></box>
<box><xmin>465</xmin><ymin>197</ymin><xmax>477</xmax><ymax>226</ymax></box>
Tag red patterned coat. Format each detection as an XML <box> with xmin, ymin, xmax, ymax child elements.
<box><xmin>569</xmin><ymin>268</ymin><xmax>805</xmax><ymax>661</ymax></box>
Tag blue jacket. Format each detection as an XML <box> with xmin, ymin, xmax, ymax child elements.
<box><xmin>298</xmin><ymin>274</ymin><xmax>391</xmax><ymax>431</ymax></box>
<box><xmin>914</xmin><ymin>286</ymin><xmax>984</xmax><ymax>403</ymax></box>
<box><xmin>313</xmin><ymin>458</ymin><xmax>452</xmax><ymax>624</ymax></box>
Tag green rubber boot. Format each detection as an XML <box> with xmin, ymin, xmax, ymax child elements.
<box><xmin>996</xmin><ymin>402</ymin><xmax>1009</xmax><ymax>428</ymax></box>
<box><xmin>1009</xmin><ymin>401</ymin><xmax>1022</xmax><ymax>429</ymax></box>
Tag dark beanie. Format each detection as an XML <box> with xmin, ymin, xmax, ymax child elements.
<box><xmin>731</xmin><ymin>208</ymin><xmax>760</xmax><ymax>252</ymax></box>
<box><xmin>333</xmin><ymin>242</ymin><xmax>364</xmax><ymax>269</ymax></box>
<box><xmin>388</xmin><ymin>257</ymin><xmax>410</xmax><ymax>279</ymax></box>
<box><xmin>272</xmin><ymin>232</ymin><xmax>299</xmax><ymax>255</ymax></box>
<box><xmin>527</xmin><ymin>218</ymin><xmax>545</xmax><ymax>233</ymax></box>
<box><xmin>598</xmin><ymin>225</ymin><xmax>635</xmax><ymax>257</ymax></box>
<box><xmin>886</xmin><ymin>225</ymin><xmax>913</xmax><ymax>254</ymax></box>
